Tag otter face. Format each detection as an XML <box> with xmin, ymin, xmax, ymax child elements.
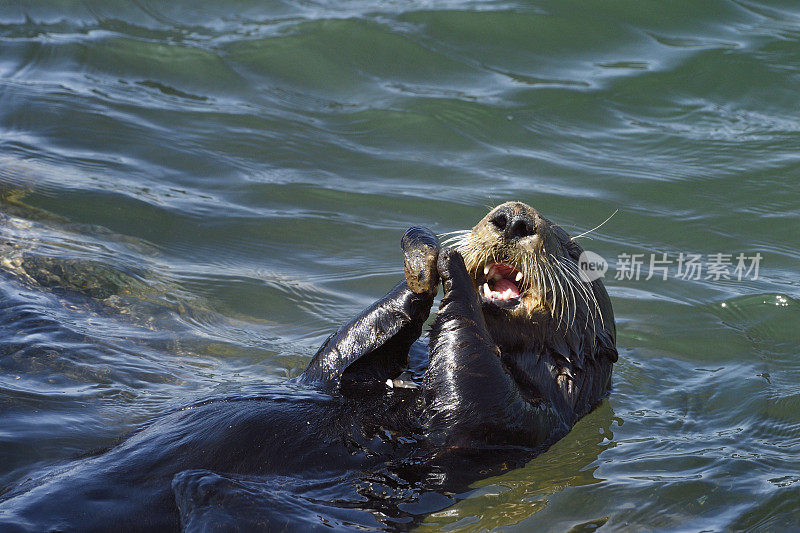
<box><xmin>445</xmin><ymin>202</ymin><xmax>608</xmax><ymax>350</ymax></box>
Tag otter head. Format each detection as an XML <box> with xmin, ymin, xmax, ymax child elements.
<box><xmin>448</xmin><ymin>202</ymin><xmax>615</xmax><ymax>355</ymax></box>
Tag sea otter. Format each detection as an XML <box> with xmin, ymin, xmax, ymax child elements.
<box><xmin>0</xmin><ymin>202</ymin><xmax>617</xmax><ymax>531</ymax></box>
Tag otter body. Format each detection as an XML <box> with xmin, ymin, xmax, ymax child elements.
<box><xmin>0</xmin><ymin>203</ymin><xmax>617</xmax><ymax>531</ymax></box>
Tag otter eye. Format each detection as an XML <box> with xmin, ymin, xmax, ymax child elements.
<box><xmin>490</xmin><ymin>212</ymin><xmax>508</xmax><ymax>231</ymax></box>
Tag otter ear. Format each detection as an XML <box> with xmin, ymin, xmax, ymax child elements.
<box><xmin>590</xmin><ymin>279</ymin><xmax>617</xmax><ymax>362</ymax></box>
<box><xmin>564</xmin><ymin>237</ymin><xmax>584</xmax><ymax>262</ymax></box>
<box><xmin>547</xmin><ymin>222</ymin><xmax>582</xmax><ymax>260</ymax></box>
<box><xmin>595</xmin><ymin>327</ymin><xmax>618</xmax><ymax>363</ymax></box>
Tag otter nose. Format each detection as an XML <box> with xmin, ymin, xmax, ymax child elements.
<box><xmin>490</xmin><ymin>207</ymin><xmax>536</xmax><ymax>241</ymax></box>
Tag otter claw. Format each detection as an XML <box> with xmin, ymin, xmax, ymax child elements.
<box><xmin>401</xmin><ymin>226</ymin><xmax>440</xmax><ymax>295</ymax></box>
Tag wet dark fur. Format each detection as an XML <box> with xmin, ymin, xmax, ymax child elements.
<box><xmin>0</xmin><ymin>204</ymin><xmax>617</xmax><ymax>531</ymax></box>
<box><xmin>455</xmin><ymin>202</ymin><xmax>618</xmax><ymax>426</ymax></box>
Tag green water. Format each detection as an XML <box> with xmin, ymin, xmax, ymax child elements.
<box><xmin>1</xmin><ymin>0</ymin><xmax>799</xmax><ymax>530</ymax></box>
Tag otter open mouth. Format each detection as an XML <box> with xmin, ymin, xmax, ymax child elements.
<box><xmin>476</xmin><ymin>262</ymin><xmax>524</xmax><ymax>308</ymax></box>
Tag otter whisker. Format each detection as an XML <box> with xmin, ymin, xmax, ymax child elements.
<box><xmin>552</xmin><ymin>261</ymin><xmax>577</xmax><ymax>327</ymax></box>
<box><xmin>562</xmin><ymin>257</ymin><xmax>605</xmax><ymax>330</ymax></box>
<box><xmin>442</xmin><ymin>232</ymin><xmax>472</xmax><ymax>246</ymax></box>
<box><xmin>565</xmin><ymin>266</ymin><xmax>595</xmax><ymax>323</ymax></box>
<box><xmin>544</xmin><ymin>262</ymin><xmax>565</xmax><ymax>330</ymax></box>
<box><xmin>535</xmin><ymin>261</ymin><xmax>546</xmax><ymax>303</ymax></box>
<box><xmin>550</xmin><ymin>258</ymin><xmax>584</xmax><ymax>323</ymax></box>
<box><xmin>441</xmin><ymin>237</ymin><xmax>466</xmax><ymax>247</ymax></box>
<box><xmin>537</xmin><ymin>261</ymin><xmax>546</xmax><ymax>299</ymax></box>
<box><xmin>571</xmin><ymin>209</ymin><xmax>619</xmax><ymax>241</ymax></box>
<box><xmin>528</xmin><ymin>258</ymin><xmax>536</xmax><ymax>296</ymax></box>
<box><xmin>521</xmin><ymin>255</ymin><xmax>531</xmax><ymax>294</ymax></box>
<box><xmin>438</xmin><ymin>230</ymin><xmax>471</xmax><ymax>236</ymax></box>
<box><xmin>552</xmin><ymin>266</ymin><xmax>565</xmax><ymax>327</ymax></box>
<box><xmin>540</xmin><ymin>262</ymin><xmax>555</xmax><ymax>322</ymax></box>
<box><xmin>439</xmin><ymin>230</ymin><xmax>471</xmax><ymax>242</ymax></box>
<box><xmin>547</xmin><ymin>262</ymin><xmax>565</xmax><ymax>328</ymax></box>
<box><xmin>561</xmin><ymin>261</ymin><xmax>579</xmax><ymax>329</ymax></box>
<box><xmin>540</xmin><ymin>261</ymin><xmax>554</xmax><ymax>317</ymax></box>
<box><xmin>455</xmin><ymin>240</ymin><xmax>481</xmax><ymax>267</ymax></box>
<box><xmin>553</xmin><ymin>256</ymin><xmax>592</xmax><ymax>310</ymax></box>
<box><xmin>554</xmin><ymin>257</ymin><xmax>595</xmax><ymax>336</ymax></box>
<box><xmin>530</xmin><ymin>260</ymin><xmax>540</xmax><ymax>301</ymax></box>
<box><xmin>556</xmin><ymin>256</ymin><xmax>605</xmax><ymax>334</ymax></box>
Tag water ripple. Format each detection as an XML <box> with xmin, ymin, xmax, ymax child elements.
<box><xmin>3</xmin><ymin>0</ymin><xmax>800</xmax><ymax>528</ymax></box>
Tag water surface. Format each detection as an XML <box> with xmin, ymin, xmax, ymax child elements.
<box><xmin>1</xmin><ymin>0</ymin><xmax>799</xmax><ymax>530</ymax></box>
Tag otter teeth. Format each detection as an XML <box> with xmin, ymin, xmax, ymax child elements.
<box><xmin>485</xmin><ymin>264</ymin><xmax>503</xmax><ymax>282</ymax></box>
<box><xmin>479</xmin><ymin>263</ymin><xmax>523</xmax><ymax>302</ymax></box>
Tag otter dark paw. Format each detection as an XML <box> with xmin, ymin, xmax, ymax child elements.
<box><xmin>436</xmin><ymin>247</ymin><xmax>472</xmax><ymax>293</ymax></box>
<box><xmin>401</xmin><ymin>226</ymin><xmax>440</xmax><ymax>295</ymax></box>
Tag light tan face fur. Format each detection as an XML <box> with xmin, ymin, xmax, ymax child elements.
<box><xmin>445</xmin><ymin>202</ymin><xmax>601</xmax><ymax>335</ymax></box>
